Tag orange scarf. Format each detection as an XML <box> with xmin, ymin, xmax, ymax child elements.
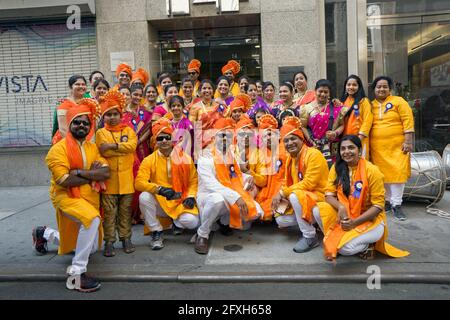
<box><xmin>343</xmin><ymin>97</ymin><xmax>360</xmax><ymax>136</ymax></box>
<box><xmin>323</xmin><ymin>158</ymin><xmax>370</xmax><ymax>260</ymax></box>
<box><xmin>105</xmin><ymin>123</ymin><xmax>127</xmax><ymax>132</ymax></box>
<box><xmin>213</xmin><ymin>147</ymin><xmax>257</xmax><ymax>229</ymax></box>
<box><xmin>170</xmin><ymin>145</ymin><xmax>192</xmax><ymax>203</ymax></box>
<box><xmin>285</xmin><ymin>145</ymin><xmax>318</xmax><ymax>223</ymax></box>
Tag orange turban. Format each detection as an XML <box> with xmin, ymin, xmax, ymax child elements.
<box><xmin>99</xmin><ymin>89</ymin><xmax>126</xmax><ymax>116</ymax></box>
<box><xmin>66</xmin><ymin>98</ymin><xmax>99</xmax><ymax>128</ymax></box>
<box><xmin>152</xmin><ymin>117</ymin><xmax>173</xmax><ymax>137</ymax></box>
<box><xmin>221</xmin><ymin>60</ymin><xmax>241</xmax><ymax>76</ymax></box>
<box><xmin>131</xmin><ymin>68</ymin><xmax>150</xmax><ymax>86</ymax></box>
<box><xmin>213</xmin><ymin>118</ymin><xmax>235</xmax><ymax>132</ymax></box>
<box><xmin>115</xmin><ymin>63</ymin><xmax>132</xmax><ymax>78</ymax></box>
<box><xmin>280</xmin><ymin>116</ymin><xmax>304</xmax><ymax>141</ymax></box>
<box><xmin>188</xmin><ymin>59</ymin><xmax>201</xmax><ymax>74</ymax></box>
<box><xmin>258</xmin><ymin>114</ymin><xmax>278</xmax><ymax>130</ymax></box>
<box><xmin>229</xmin><ymin>94</ymin><xmax>251</xmax><ymax>113</ymax></box>
<box><xmin>235</xmin><ymin>115</ymin><xmax>254</xmax><ymax>130</ymax></box>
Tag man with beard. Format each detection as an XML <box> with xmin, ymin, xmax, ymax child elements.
<box><xmin>32</xmin><ymin>100</ymin><xmax>110</xmax><ymax>293</ymax></box>
<box><xmin>215</xmin><ymin>60</ymin><xmax>241</xmax><ymax>98</ymax></box>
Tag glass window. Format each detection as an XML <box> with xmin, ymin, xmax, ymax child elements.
<box><xmin>367</xmin><ymin>0</ymin><xmax>450</xmax><ymax>15</ymax></box>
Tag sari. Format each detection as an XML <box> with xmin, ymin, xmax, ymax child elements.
<box><xmin>247</xmin><ymin>96</ymin><xmax>271</xmax><ymax>119</ymax></box>
<box><xmin>165</xmin><ymin>112</ymin><xmax>195</xmax><ymax>157</ymax></box>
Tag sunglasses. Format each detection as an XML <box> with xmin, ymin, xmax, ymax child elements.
<box><xmin>188</xmin><ymin>72</ymin><xmax>197</xmax><ymax>75</ymax></box>
<box><xmin>72</xmin><ymin>119</ymin><xmax>90</xmax><ymax>126</ymax></box>
<box><xmin>156</xmin><ymin>135</ymin><xmax>172</xmax><ymax>142</ymax></box>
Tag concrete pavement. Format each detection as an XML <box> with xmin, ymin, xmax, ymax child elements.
<box><xmin>1</xmin><ymin>186</ymin><xmax>450</xmax><ymax>284</ymax></box>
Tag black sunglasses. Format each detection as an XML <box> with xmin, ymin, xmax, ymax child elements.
<box><xmin>188</xmin><ymin>72</ymin><xmax>197</xmax><ymax>75</ymax></box>
<box><xmin>72</xmin><ymin>119</ymin><xmax>90</xmax><ymax>126</ymax></box>
<box><xmin>156</xmin><ymin>135</ymin><xmax>172</xmax><ymax>142</ymax></box>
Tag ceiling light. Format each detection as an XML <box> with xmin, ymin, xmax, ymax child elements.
<box><xmin>168</xmin><ymin>49</ymin><xmax>177</xmax><ymax>53</ymax></box>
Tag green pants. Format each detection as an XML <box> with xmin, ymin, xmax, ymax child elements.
<box><xmin>101</xmin><ymin>194</ymin><xmax>133</xmax><ymax>243</ymax></box>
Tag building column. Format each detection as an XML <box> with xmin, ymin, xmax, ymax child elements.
<box><xmin>347</xmin><ymin>0</ymin><xmax>368</xmax><ymax>88</ymax></box>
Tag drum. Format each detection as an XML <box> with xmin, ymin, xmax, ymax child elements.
<box><xmin>443</xmin><ymin>144</ymin><xmax>450</xmax><ymax>187</ymax></box>
<box><xmin>403</xmin><ymin>151</ymin><xmax>447</xmax><ymax>204</ymax></box>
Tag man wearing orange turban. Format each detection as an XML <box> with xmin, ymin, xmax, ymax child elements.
<box><xmin>188</xmin><ymin>59</ymin><xmax>201</xmax><ymax>97</ymax></box>
<box><xmin>272</xmin><ymin>117</ymin><xmax>329</xmax><ymax>253</ymax></box>
<box><xmin>229</xmin><ymin>93</ymin><xmax>252</xmax><ymax>124</ymax></box>
<box><xmin>215</xmin><ymin>60</ymin><xmax>241</xmax><ymax>98</ymax></box>
<box><xmin>114</xmin><ymin>63</ymin><xmax>132</xmax><ymax>90</ymax></box>
<box><xmin>131</xmin><ymin>68</ymin><xmax>150</xmax><ymax>87</ymax></box>
<box><xmin>95</xmin><ymin>90</ymin><xmax>137</xmax><ymax>257</ymax></box>
<box><xmin>194</xmin><ymin>115</ymin><xmax>263</xmax><ymax>254</ymax></box>
<box><xmin>33</xmin><ymin>101</ymin><xmax>110</xmax><ymax>292</ymax></box>
<box><xmin>135</xmin><ymin>118</ymin><xmax>199</xmax><ymax>250</ymax></box>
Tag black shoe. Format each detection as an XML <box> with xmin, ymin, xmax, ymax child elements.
<box><xmin>32</xmin><ymin>226</ymin><xmax>48</xmax><ymax>255</ymax></box>
<box><xmin>172</xmin><ymin>224</ymin><xmax>184</xmax><ymax>236</ymax></box>
<box><xmin>150</xmin><ymin>231</ymin><xmax>164</xmax><ymax>250</ymax></box>
<box><xmin>217</xmin><ymin>221</ymin><xmax>234</xmax><ymax>236</ymax></box>
<box><xmin>393</xmin><ymin>206</ymin><xmax>406</xmax><ymax>221</ymax></box>
<box><xmin>385</xmin><ymin>202</ymin><xmax>392</xmax><ymax>213</ymax></box>
<box><xmin>67</xmin><ymin>273</ymin><xmax>101</xmax><ymax>293</ymax></box>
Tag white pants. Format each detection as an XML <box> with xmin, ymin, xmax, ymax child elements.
<box><xmin>196</xmin><ymin>192</ymin><xmax>263</xmax><ymax>239</ymax></box>
<box><xmin>139</xmin><ymin>192</ymin><xmax>199</xmax><ymax>232</ymax></box>
<box><xmin>44</xmin><ymin>215</ymin><xmax>100</xmax><ymax>276</ymax></box>
<box><xmin>275</xmin><ymin>193</ymin><xmax>318</xmax><ymax>239</ymax></box>
<box><xmin>313</xmin><ymin>210</ymin><xmax>385</xmax><ymax>256</ymax></box>
<box><xmin>385</xmin><ymin>183</ymin><xmax>405</xmax><ymax>207</ymax></box>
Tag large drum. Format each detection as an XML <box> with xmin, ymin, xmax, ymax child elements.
<box><xmin>443</xmin><ymin>144</ymin><xmax>450</xmax><ymax>187</ymax></box>
<box><xmin>403</xmin><ymin>151</ymin><xmax>447</xmax><ymax>204</ymax></box>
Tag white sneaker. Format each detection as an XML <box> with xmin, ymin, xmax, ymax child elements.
<box><xmin>150</xmin><ymin>231</ymin><xmax>164</xmax><ymax>250</ymax></box>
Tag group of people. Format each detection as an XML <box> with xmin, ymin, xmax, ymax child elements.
<box><xmin>32</xmin><ymin>58</ymin><xmax>413</xmax><ymax>292</ymax></box>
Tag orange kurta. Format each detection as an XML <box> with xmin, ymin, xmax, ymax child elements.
<box><xmin>46</xmin><ymin>139</ymin><xmax>107</xmax><ymax>254</ymax></box>
<box><xmin>188</xmin><ymin>100</ymin><xmax>220</xmax><ymax>123</ymax></box>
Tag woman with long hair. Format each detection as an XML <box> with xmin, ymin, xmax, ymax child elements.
<box><xmin>340</xmin><ymin>75</ymin><xmax>373</xmax><ymax>158</ymax></box>
<box><xmin>315</xmin><ymin>135</ymin><xmax>410</xmax><ymax>262</ymax></box>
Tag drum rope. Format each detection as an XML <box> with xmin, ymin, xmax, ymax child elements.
<box><xmin>406</xmin><ymin>165</ymin><xmax>450</xmax><ymax>219</ymax></box>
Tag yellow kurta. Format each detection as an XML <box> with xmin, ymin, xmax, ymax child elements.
<box><xmin>135</xmin><ymin>150</ymin><xmax>199</xmax><ymax>220</ymax></box>
<box><xmin>343</xmin><ymin>97</ymin><xmax>373</xmax><ymax>157</ymax></box>
<box><xmin>46</xmin><ymin>139</ymin><xmax>107</xmax><ymax>254</ymax></box>
<box><xmin>370</xmin><ymin>95</ymin><xmax>414</xmax><ymax>183</ymax></box>
<box><xmin>95</xmin><ymin>126</ymin><xmax>137</xmax><ymax>195</ymax></box>
<box><xmin>281</xmin><ymin>147</ymin><xmax>329</xmax><ymax>218</ymax></box>
<box><xmin>316</xmin><ymin>161</ymin><xmax>409</xmax><ymax>257</ymax></box>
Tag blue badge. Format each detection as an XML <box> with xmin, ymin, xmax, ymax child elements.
<box><xmin>131</xmin><ymin>118</ymin><xmax>137</xmax><ymax>131</ymax></box>
<box><xmin>229</xmin><ymin>164</ymin><xmax>237</xmax><ymax>178</ymax></box>
<box><xmin>218</xmin><ymin>104</ymin><xmax>225</xmax><ymax>113</ymax></box>
<box><xmin>352</xmin><ymin>180</ymin><xmax>363</xmax><ymax>199</ymax></box>
<box><xmin>121</xmin><ymin>135</ymin><xmax>128</xmax><ymax>142</ymax></box>
<box><xmin>298</xmin><ymin>172</ymin><xmax>303</xmax><ymax>180</ymax></box>
<box><xmin>384</xmin><ymin>103</ymin><xmax>393</xmax><ymax>113</ymax></box>
<box><xmin>275</xmin><ymin>160</ymin><xmax>282</xmax><ymax>173</ymax></box>
<box><xmin>139</xmin><ymin>109</ymin><xmax>145</xmax><ymax>121</ymax></box>
<box><xmin>353</xmin><ymin>104</ymin><xmax>360</xmax><ymax>117</ymax></box>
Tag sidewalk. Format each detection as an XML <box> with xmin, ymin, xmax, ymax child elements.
<box><xmin>1</xmin><ymin>186</ymin><xmax>450</xmax><ymax>284</ymax></box>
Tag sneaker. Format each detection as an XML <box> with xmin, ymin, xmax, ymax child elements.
<box><xmin>66</xmin><ymin>273</ymin><xmax>101</xmax><ymax>293</ymax></box>
<box><xmin>393</xmin><ymin>206</ymin><xmax>407</xmax><ymax>221</ymax></box>
<box><xmin>150</xmin><ymin>231</ymin><xmax>164</xmax><ymax>250</ymax></box>
<box><xmin>172</xmin><ymin>224</ymin><xmax>184</xmax><ymax>236</ymax></box>
<box><xmin>122</xmin><ymin>239</ymin><xmax>135</xmax><ymax>254</ymax></box>
<box><xmin>385</xmin><ymin>202</ymin><xmax>392</xmax><ymax>213</ymax></box>
<box><xmin>293</xmin><ymin>235</ymin><xmax>319</xmax><ymax>253</ymax></box>
<box><xmin>32</xmin><ymin>226</ymin><xmax>48</xmax><ymax>255</ymax></box>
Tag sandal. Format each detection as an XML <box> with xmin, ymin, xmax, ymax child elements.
<box><xmin>358</xmin><ymin>244</ymin><xmax>375</xmax><ymax>260</ymax></box>
<box><xmin>122</xmin><ymin>239</ymin><xmax>135</xmax><ymax>254</ymax></box>
<box><xmin>103</xmin><ymin>241</ymin><xmax>115</xmax><ymax>257</ymax></box>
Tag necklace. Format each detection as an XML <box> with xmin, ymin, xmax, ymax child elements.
<box><xmin>317</xmin><ymin>103</ymin><xmax>327</xmax><ymax>116</ymax></box>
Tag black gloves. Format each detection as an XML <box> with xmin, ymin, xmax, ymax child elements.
<box><xmin>158</xmin><ymin>187</ymin><xmax>176</xmax><ymax>200</ymax></box>
<box><xmin>182</xmin><ymin>197</ymin><xmax>196</xmax><ymax>209</ymax></box>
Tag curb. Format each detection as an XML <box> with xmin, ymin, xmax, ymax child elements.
<box><xmin>1</xmin><ymin>272</ymin><xmax>450</xmax><ymax>284</ymax></box>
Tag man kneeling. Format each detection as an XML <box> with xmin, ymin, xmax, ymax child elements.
<box><xmin>135</xmin><ymin>118</ymin><xmax>199</xmax><ymax>250</ymax></box>
<box><xmin>272</xmin><ymin>117</ymin><xmax>329</xmax><ymax>253</ymax></box>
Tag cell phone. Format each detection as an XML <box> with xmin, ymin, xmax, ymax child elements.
<box><xmin>275</xmin><ymin>198</ymin><xmax>289</xmax><ymax>215</ymax></box>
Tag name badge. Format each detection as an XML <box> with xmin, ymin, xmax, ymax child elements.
<box><xmin>121</xmin><ymin>135</ymin><xmax>128</xmax><ymax>142</ymax></box>
<box><xmin>384</xmin><ymin>103</ymin><xmax>393</xmax><ymax>113</ymax></box>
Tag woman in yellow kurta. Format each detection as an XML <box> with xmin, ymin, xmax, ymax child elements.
<box><xmin>96</xmin><ymin>90</ymin><xmax>137</xmax><ymax>257</ymax></box>
<box><xmin>271</xmin><ymin>117</ymin><xmax>329</xmax><ymax>253</ymax></box>
<box><xmin>315</xmin><ymin>135</ymin><xmax>410</xmax><ymax>262</ymax></box>
<box><xmin>135</xmin><ymin>118</ymin><xmax>199</xmax><ymax>250</ymax></box>
<box><xmin>341</xmin><ymin>75</ymin><xmax>373</xmax><ymax>158</ymax></box>
<box><xmin>369</xmin><ymin>76</ymin><xmax>414</xmax><ymax>221</ymax></box>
